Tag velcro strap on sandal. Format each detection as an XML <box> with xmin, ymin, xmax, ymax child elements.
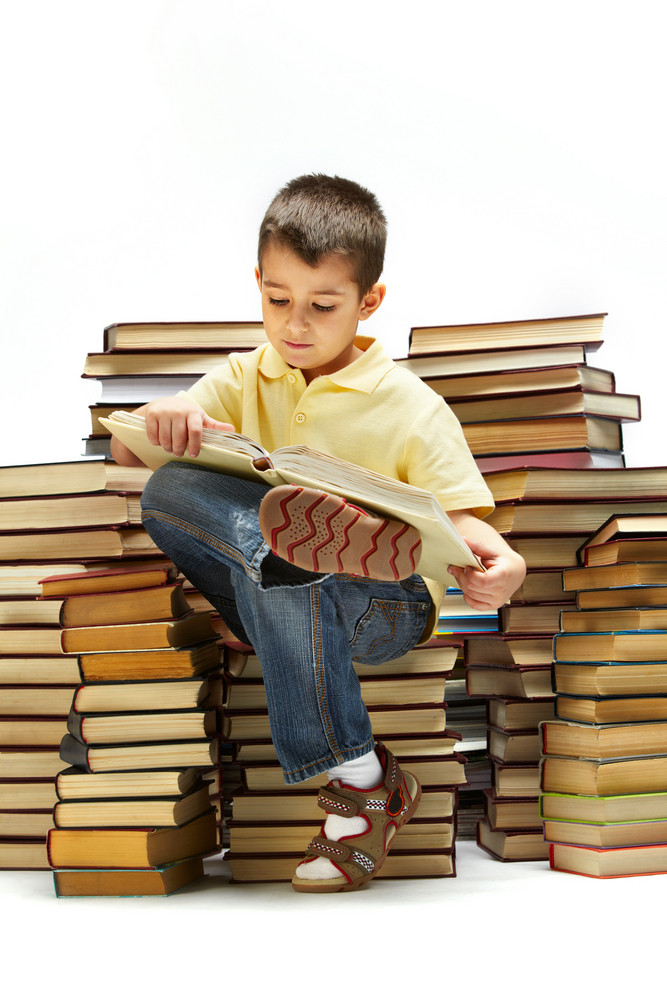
<box><xmin>377</xmin><ymin>741</ymin><xmax>400</xmax><ymax>792</ymax></box>
<box><xmin>316</xmin><ymin>786</ymin><xmax>363</xmax><ymax>818</ymax></box>
<box><xmin>307</xmin><ymin>836</ymin><xmax>376</xmax><ymax>874</ymax></box>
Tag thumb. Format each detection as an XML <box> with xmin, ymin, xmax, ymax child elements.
<box><xmin>202</xmin><ymin>415</ymin><xmax>236</xmax><ymax>433</ymax></box>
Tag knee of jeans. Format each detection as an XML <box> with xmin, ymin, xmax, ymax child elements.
<box><xmin>140</xmin><ymin>462</ymin><xmax>191</xmax><ymax>516</ymax></box>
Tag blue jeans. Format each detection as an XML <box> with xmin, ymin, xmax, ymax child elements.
<box><xmin>140</xmin><ymin>463</ymin><xmax>433</xmax><ymax>784</ymax></box>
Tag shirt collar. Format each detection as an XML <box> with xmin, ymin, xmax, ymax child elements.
<box><xmin>257</xmin><ymin>336</ymin><xmax>394</xmax><ymax>394</ymax></box>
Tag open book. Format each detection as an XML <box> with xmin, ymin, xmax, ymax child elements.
<box><xmin>100</xmin><ymin>410</ymin><xmax>482</xmax><ymax>581</ymax></box>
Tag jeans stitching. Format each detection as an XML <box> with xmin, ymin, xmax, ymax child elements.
<box><xmin>310</xmin><ymin>585</ymin><xmax>344</xmax><ymax>763</ymax></box>
<box><xmin>141</xmin><ymin>508</ymin><xmax>259</xmax><ymax>578</ymax></box>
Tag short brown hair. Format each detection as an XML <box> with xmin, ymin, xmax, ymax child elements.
<box><xmin>258</xmin><ymin>174</ymin><xmax>387</xmax><ymax>295</ymax></box>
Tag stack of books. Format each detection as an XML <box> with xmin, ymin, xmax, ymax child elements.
<box><xmin>221</xmin><ymin>643</ymin><xmax>466</xmax><ymax>881</ymax></box>
<box><xmin>82</xmin><ymin>321</ymin><xmax>265</xmax><ymax>457</ymax></box>
<box><xmin>398</xmin><ymin>313</ymin><xmax>630</xmax><ymax>470</ymax></box>
<box><xmin>0</xmin><ymin>460</ymin><xmax>155</xmax><ymax>872</ymax></box>
<box><xmin>541</xmin><ymin>513</ymin><xmax>667</xmax><ymax>878</ymax></box>
<box><xmin>42</xmin><ymin>565</ymin><xmax>224</xmax><ymax>895</ymax></box>
<box><xmin>397</xmin><ymin>313</ymin><xmax>667</xmax><ymax>861</ymax></box>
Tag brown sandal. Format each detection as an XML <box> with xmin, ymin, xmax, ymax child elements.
<box><xmin>258</xmin><ymin>485</ymin><xmax>422</xmax><ymax>581</ymax></box>
<box><xmin>292</xmin><ymin>743</ymin><xmax>422</xmax><ymax>893</ymax></box>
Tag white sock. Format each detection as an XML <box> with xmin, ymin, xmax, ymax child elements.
<box><xmin>295</xmin><ymin>749</ymin><xmax>383</xmax><ymax>881</ymax></box>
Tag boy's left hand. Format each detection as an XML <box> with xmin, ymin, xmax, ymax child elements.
<box><xmin>448</xmin><ymin>537</ymin><xmax>526</xmax><ymax>612</ymax></box>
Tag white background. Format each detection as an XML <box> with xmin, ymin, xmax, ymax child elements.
<box><xmin>1</xmin><ymin>1</ymin><xmax>666</xmax><ymax>469</ymax></box>
<box><xmin>2</xmin><ymin>1</ymin><xmax>667</xmax><ymax>994</ymax></box>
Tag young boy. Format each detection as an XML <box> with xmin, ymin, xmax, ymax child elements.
<box><xmin>110</xmin><ymin>174</ymin><xmax>526</xmax><ymax>892</ymax></box>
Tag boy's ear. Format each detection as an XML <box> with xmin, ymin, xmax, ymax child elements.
<box><xmin>254</xmin><ymin>265</ymin><xmax>262</xmax><ymax>291</ymax></box>
<box><xmin>358</xmin><ymin>282</ymin><xmax>386</xmax><ymax>321</ymax></box>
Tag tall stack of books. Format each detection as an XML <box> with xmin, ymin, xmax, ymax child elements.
<box><xmin>397</xmin><ymin>313</ymin><xmax>663</xmax><ymax>861</ymax></box>
<box><xmin>82</xmin><ymin>321</ymin><xmax>266</xmax><ymax>457</ymax></box>
<box><xmin>541</xmin><ymin>513</ymin><xmax>667</xmax><ymax>878</ymax></box>
<box><xmin>0</xmin><ymin>461</ymin><xmax>156</xmax><ymax>872</ymax></box>
<box><xmin>221</xmin><ymin>643</ymin><xmax>466</xmax><ymax>881</ymax></box>
<box><xmin>42</xmin><ymin>565</ymin><xmax>223</xmax><ymax>895</ymax></box>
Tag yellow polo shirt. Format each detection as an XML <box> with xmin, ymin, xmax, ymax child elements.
<box><xmin>181</xmin><ymin>334</ymin><xmax>494</xmax><ymax>640</ymax></box>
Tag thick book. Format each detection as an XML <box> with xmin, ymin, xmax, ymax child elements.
<box><xmin>52</xmin><ymin>856</ymin><xmax>205</xmax><ymax>896</ymax></box>
<box><xmin>560</xmin><ymin>607</ymin><xmax>667</xmax><ymax>634</ymax></box>
<box><xmin>82</xmin><ymin>348</ymin><xmax>244</xmax><ymax>377</ymax></box>
<box><xmin>0</xmin><ymin>811</ymin><xmax>53</xmax><ymax>839</ymax></box>
<box><xmin>511</xmin><ymin>569</ymin><xmax>579</xmax><ymax>604</ymax></box>
<box><xmin>492</xmin><ymin>762</ymin><xmax>541</xmax><ymax>799</ymax></box>
<box><xmin>450</xmin><ymin>388</ymin><xmax>640</xmax><ymax>424</ymax></box>
<box><xmin>66</xmin><ymin>706</ymin><xmax>218</xmax><ymax>745</ymax></box>
<box><xmin>555</xmin><ymin>693</ymin><xmax>667</xmax><ymax>724</ymax></box>
<box><xmin>552</xmin><ymin>659</ymin><xmax>667</xmax><ymax>697</ymax></box>
<box><xmin>0</xmin><ymin>779</ymin><xmax>58</xmax><ymax>811</ymax></box>
<box><xmin>0</xmin><ymin>613</ymin><xmax>217</xmax><ymax>655</ymax></box>
<box><xmin>76</xmin><ymin>641</ymin><xmax>221</xmax><ymax>682</ymax></box>
<box><xmin>0</xmin><ymin>686</ymin><xmax>76</xmax><ymax>717</ymax></box>
<box><xmin>505</xmin><ymin>533</ymin><xmax>590</xmax><ymax>570</ymax></box>
<box><xmin>46</xmin><ymin>810</ymin><xmax>218</xmax><ymax>868</ymax></box>
<box><xmin>423</xmin><ymin>363</ymin><xmax>615</xmax><ymax>401</ymax></box>
<box><xmin>0</xmin><ymin>716</ymin><xmax>68</xmax><ymax>746</ymax></box>
<box><xmin>553</xmin><ymin>630</ymin><xmax>667</xmax><ymax>663</ymax></box>
<box><xmin>582</xmin><ymin>538</ymin><xmax>667</xmax><ymax>567</ymax></box>
<box><xmin>0</xmin><ymin>840</ymin><xmax>49</xmax><ymax>870</ymax></box>
<box><xmin>58</xmin><ymin>733</ymin><xmax>218</xmax><ymax>772</ymax></box>
<box><xmin>488</xmin><ymin>499</ymin><xmax>667</xmax><ymax>537</ymax></box>
<box><xmin>500</xmin><ymin>603</ymin><xmax>571</xmax><ymax>636</ymax></box>
<box><xmin>221</xmin><ymin>704</ymin><xmax>449</xmax><ymax>742</ymax></box>
<box><xmin>540</xmin><ymin>754</ymin><xmax>667</xmax><ymax>796</ymax></box>
<box><xmin>0</xmin><ymin>492</ymin><xmax>143</xmax><ymax>532</ymax></box>
<box><xmin>231</xmin><ymin>731</ymin><xmax>463</xmax><ymax>764</ymax></box>
<box><xmin>224</xmin><ymin>643</ymin><xmax>460</xmax><ymax>680</ymax></box>
<box><xmin>101</xmin><ymin>411</ymin><xmax>482</xmax><ymax>581</ymax></box>
<box><xmin>223</xmin><ymin>673</ymin><xmax>448</xmax><ymax>712</ymax></box>
<box><xmin>0</xmin><ymin>748</ymin><xmax>64</xmax><ymax>778</ymax></box>
<box><xmin>0</xmin><ymin>526</ymin><xmax>160</xmax><ymax>561</ymax></box>
<box><xmin>540</xmin><ymin>719</ymin><xmax>667</xmax><ymax>758</ymax></box>
<box><xmin>70</xmin><ymin>675</ymin><xmax>220</xmax><ymax>714</ymax></box>
<box><xmin>539</xmin><ymin>790</ymin><xmax>667</xmax><ymax>825</ymax></box>
<box><xmin>36</xmin><ymin>582</ymin><xmax>194</xmax><ymax>628</ymax></box>
<box><xmin>53</xmin><ymin>783</ymin><xmax>213</xmax><ymax>828</ymax></box>
<box><xmin>465</xmin><ymin>633</ymin><xmax>555</xmax><ymax>666</ymax></box>
<box><xmin>483</xmin><ymin>789</ymin><xmax>541</xmax><ymax>830</ymax></box>
<box><xmin>461</xmin><ymin>415</ymin><xmax>621</xmax><ymax>458</ymax></box>
<box><xmin>476</xmin><ymin>819</ymin><xmax>548</xmax><ymax>861</ymax></box>
<box><xmin>407</xmin><ymin>313</ymin><xmax>606</xmax><ymax>356</ymax></box>
<box><xmin>563</xmin><ymin>562</ymin><xmax>667</xmax><ymax>593</ymax></box>
<box><xmin>579</xmin><ymin>512</ymin><xmax>667</xmax><ymax>552</ymax></box>
<box><xmin>476</xmin><ymin>450</ymin><xmax>625</xmax><ymax>473</ymax></box>
<box><xmin>487</xmin><ymin>728</ymin><xmax>541</xmax><ymax>764</ymax></box>
<box><xmin>225</xmin><ymin>849</ymin><xmax>456</xmax><ymax>882</ymax></box>
<box><xmin>482</xmin><ymin>466</ymin><xmax>667</xmax><ymax>503</ymax></box>
<box><xmin>466</xmin><ymin>664</ymin><xmax>554</xmax><ymax>700</ymax></box>
<box><xmin>227</xmin><ymin>817</ymin><xmax>455</xmax><ymax>855</ymax></box>
<box><xmin>575</xmin><ymin>585</ymin><xmax>667</xmax><ymax>611</ymax></box>
<box><xmin>0</xmin><ymin>460</ymin><xmax>151</xmax><ymax>499</ymax></box>
<box><xmin>487</xmin><ymin>697</ymin><xmax>556</xmax><ymax>731</ymax></box>
<box><xmin>543</xmin><ymin>817</ymin><xmax>667</xmax><ymax>849</ymax></box>
<box><xmin>103</xmin><ymin>320</ymin><xmax>265</xmax><ymax>351</ymax></box>
<box><xmin>548</xmin><ymin>841</ymin><xmax>667</xmax><ymax>878</ymax></box>
<box><xmin>229</xmin><ymin>786</ymin><xmax>458</xmax><ymax>823</ymax></box>
<box><xmin>395</xmin><ymin>342</ymin><xmax>589</xmax><ymax>378</ymax></box>
<box><xmin>55</xmin><ymin>766</ymin><xmax>202</xmax><ymax>800</ymax></box>
<box><xmin>39</xmin><ymin>563</ymin><xmax>178</xmax><ymax>598</ymax></box>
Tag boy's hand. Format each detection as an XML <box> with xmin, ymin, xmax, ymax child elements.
<box><xmin>447</xmin><ymin>536</ymin><xmax>526</xmax><ymax>612</ymax></box>
<box><xmin>143</xmin><ymin>397</ymin><xmax>235</xmax><ymax>458</ymax></box>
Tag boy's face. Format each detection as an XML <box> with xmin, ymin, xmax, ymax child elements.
<box><xmin>255</xmin><ymin>241</ymin><xmax>385</xmax><ymax>383</ymax></box>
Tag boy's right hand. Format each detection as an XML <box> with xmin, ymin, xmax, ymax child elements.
<box><xmin>143</xmin><ymin>397</ymin><xmax>235</xmax><ymax>458</ymax></box>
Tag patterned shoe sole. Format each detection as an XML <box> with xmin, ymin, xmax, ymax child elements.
<box><xmin>258</xmin><ymin>485</ymin><xmax>422</xmax><ymax>581</ymax></box>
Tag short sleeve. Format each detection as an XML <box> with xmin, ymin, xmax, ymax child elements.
<box><xmin>177</xmin><ymin>357</ymin><xmax>244</xmax><ymax>429</ymax></box>
<box><xmin>402</xmin><ymin>393</ymin><xmax>495</xmax><ymax>518</ymax></box>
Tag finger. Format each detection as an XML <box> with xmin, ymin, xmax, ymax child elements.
<box><xmin>158</xmin><ymin>417</ymin><xmax>174</xmax><ymax>453</ymax></box>
<box><xmin>187</xmin><ymin>412</ymin><xmax>204</xmax><ymax>457</ymax></box>
<box><xmin>145</xmin><ymin>412</ymin><xmax>160</xmax><ymax>447</ymax></box>
<box><xmin>203</xmin><ymin>416</ymin><xmax>235</xmax><ymax>433</ymax></box>
<box><xmin>171</xmin><ymin>416</ymin><xmax>189</xmax><ymax>457</ymax></box>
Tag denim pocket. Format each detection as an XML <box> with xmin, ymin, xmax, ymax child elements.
<box><xmin>350</xmin><ymin>597</ymin><xmax>431</xmax><ymax>665</ymax></box>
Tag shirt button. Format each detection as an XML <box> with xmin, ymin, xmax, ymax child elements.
<box><xmin>287</xmin><ymin>373</ymin><xmax>297</xmax><ymax>383</ymax></box>
<box><xmin>295</xmin><ymin>412</ymin><xmax>306</xmax><ymax>424</ymax></box>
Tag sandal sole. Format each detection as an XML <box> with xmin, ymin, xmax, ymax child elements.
<box><xmin>259</xmin><ymin>486</ymin><xmax>422</xmax><ymax>581</ymax></box>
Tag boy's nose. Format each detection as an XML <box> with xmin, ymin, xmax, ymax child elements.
<box><xmin>286</xmin><ymin>309</ymin><xmax>309</xmax><ymax>335</ymax></box>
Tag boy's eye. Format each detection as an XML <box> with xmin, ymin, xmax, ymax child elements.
<box><xmin>268</xmin><ymin>297</ymin><xmax>288</xmax><ymax>307</ymax></box>
<box><xmin>313</xmin><ymin>304</ymin><xmax>335</xmax><ymax>312</ymax></box>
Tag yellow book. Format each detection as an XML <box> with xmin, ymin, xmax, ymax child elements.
<box><xmin>100</xmin><ymin>411</ymin><xmax>482</xmax><ymax>581</ymax></box>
